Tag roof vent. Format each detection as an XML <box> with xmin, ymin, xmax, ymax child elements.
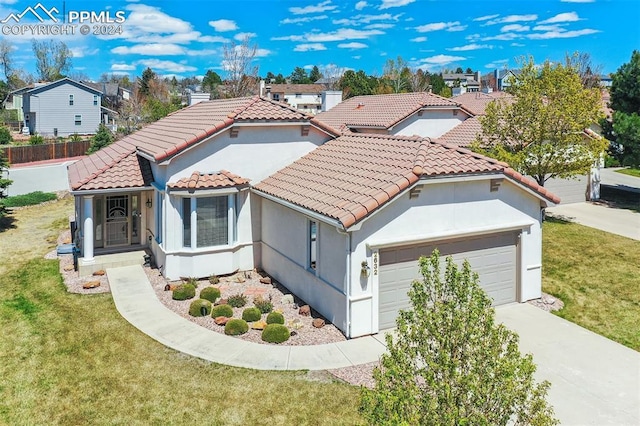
<box><xmin>356</xmin><ymin>102</ymin><xmax>365</xmax><ymax>109</ymax></box>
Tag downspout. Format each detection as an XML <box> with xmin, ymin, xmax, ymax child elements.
<box><xmin>337</xmin><ymin>227</ymin><xmax>352</xmax><ymax>338</ymax></box>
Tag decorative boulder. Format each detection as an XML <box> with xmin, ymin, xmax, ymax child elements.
<box><xmin>281</xmin><ymin>294</ymin><xmax>294</xmax><ymax>304</ymax></box>
<box><xmin>250</xmin><ymin>320</ymin><xmax>267</xmax><ymax>330</ymax></box>
<box><xmin>63</xmin><ymin>265</ymin><xmax>75</xmax><ymax>272</ymax></box>
<box><xmin>312</xmin><ymin>318</ymin><xmax>326</xmax><ymax>328</ymax></box>
<box><xmin>259</xmin><ymin>277</ymin><xmax>272</xmax><ymax>285</ymax></box>
<box><xmin>298</xmin><ymin>305</ymin><xmax>311</xmax><ymax>316</ymax></box>
<box><xmin>214</xmin><ymin>316</ymin><xmax>230</xmax><ymax>326</ymax></box>
<box><xmin>92</xmin><ymin>270</ymin><xmax>106</xmax><ymax>276</ymax></box>
<box><xmin>82</xmin><ymin>281</ymin><xmax>100</xmax><ymax>289</ymax></box>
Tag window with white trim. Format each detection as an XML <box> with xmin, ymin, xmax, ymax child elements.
<box><xmin>181</xmin><ymin>195</ymin><xmax>234</xmax><ymax>248</ymax></box>
<box><xmin>69</xmin><ymin>94</ymin><xmax>74</xmax><ymax>105</ymax></box>
<box><xmin>309</xmin><ymin>220</ymin><xmax>317</xmax><ymax>271</ymax></box>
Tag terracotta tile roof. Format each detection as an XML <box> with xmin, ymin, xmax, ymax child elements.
<box><xmin>437</xmin><ymin>116</ymin><xmax>483</xmax><ymax>147</ymax></box>
<box><xmin>71</xmin><ymin>150</ymin><xmax>153</xmax><ymax>191</ymax></box>
<box><xmin>68</xmin><ymin>96</ymin><xmax>339</xmax><ymax>191</ymax></box>
<box><xmin>168</xmin><ymin>170</ymin><xmax>250</xmax><ymax>191</ymax></box>
<box><xmin>452</xmin><ymin>91</ymin><xmax>512</xmax><ymax>115</ymax></box>
<box><xmin>265</xmin><ymin>84</ymin><xmax>324</xmax><ymax>94</ymax></box>
<box><xmin>255</xmin><ymin>133</ymin><xmax>559</xmax><ymax>229</ymax></box>
<box><xmin>315</xmin><ymin>92</ymin><xmax>465</xmax><ymax>133</ymax></box>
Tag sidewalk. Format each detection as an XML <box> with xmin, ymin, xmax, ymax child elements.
<box><xmin>107</xmin><ymin>265</ymin><xmax>387</xmax><ymax>370</ymax></box>
<box><xmin>546</xmin><ymin>202</ymin><xmax>640</xmax><ymax>241</ymax></box>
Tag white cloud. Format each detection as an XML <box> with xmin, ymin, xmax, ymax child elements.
<box><xmin>293</xmin><ymin>43</ymin><xmax>327</xmax><ymax>52</ymax></box>
<box><xmin>338</xmin><ymin>42</ymin><xmax>368</xmax><ymax>49</ymax></box>
<box><xmin>0</xmin><ymin>0</ymin><xmax>18</xmax><ymax>4</ymax></box>
<box><xmin>447</xmin><ymin>44</ymin><xmax>493</xmax><ymax>51</ymax></box>
<box><xmin>380</xmin><ymin>0</ymin><xmax>415</xmax><ymax>9</ymax></box>
<box><xmin>254</xmin><ymin>48</ymin><xmax>271</xmax><ymax>57</ymax></box>
<box><xmin>135</xmin><ymin>59</ymin><xmax>197</xmax><ymax>73</ymax></box>
<box><xmin>481</xmin><ymin>33</ymin><xmax>520</xmax><ymax>41</ymax></box>
<box><xmin>539</xmin><ymin>12</ymin><xmax>580</xmax><ymax>24</ymax></box>
<box><xmin>415</xmin><ymin>21</ymin><xmax>462</xmax><ymax>32</ymax></box>
<box><xmin>234</xmin><ymin>32</ymin><xmax>256</xmax><ymax>41</ymax></box>
<box><xmin>199</xmin><ymin>35</ymin><xmax>229</xmax><ymax>43</ymax></box>
<box><xmin>289</xmin><ymin>1</ymin><xmax>337</xmax><ymax>15</ymax></box>
<box><xmin>411</xmin><ymin>36</ymin><xmax>427</xmax><ymax>42</ymax></box>
<box><xmin>447</xmin><ymin>24</ymin><xmax>467</xmax><ymax>32</ymax></box>
<box><xmin>532</xmin><ymin>25</ymin><xmax>565</xmax><ymax>32</ymax></box>
<box><xmin>485</xmin><ymin>59</ymin><xmax>510</xmax><ymax>69</ymax></box>
<box><xmin>333</xmin><ymin>13</ymin><xmax>400</xmax><ymax>26</ymax></box>
<box><xmin>510</xmin><ymin>42</ymin><xmax>525</xmax><ymax>47</ymax></box>
<box><xmin>473</xmin><ymin>14</ymin><xmax>499</xmax><ymax>22</ymax></box>
<box><xmin>272</xmin><ymin>28</ymin><xmax>383</xmax><ymax>43</ymax></box>
<box><xmin>70</xmin><ymin>47</ymin><xmax>99</xmax><ymax>58</ymax></box>
<box><xmin>355</xmin><ymin>1</ymin><xmax>368</xmax><ymax>10</ymax></box>
<box><xmin>111</xmin><ymin>43</ymin><xmax>185</xmax><ymax>55</ymax></box>
<box><xmin>111</xmin><ymin>63</ymin><xmax>136</xmax><ymax>71</ymax></box>
<box><xmin>420</xmin><ymin>54</ymin><xmax>466</xmax><ymax>65</ymax></box>
<box><xmin>501</xmin><ymin>24</ymin><xmax>530</xmax><ymax>32</ymax></box>
<box><xmin>281</xmin><ymin>15</ymin><xmax>328</xmax><ymax>24</ymax></box>
<box><xmin>366</xmin><ymin>23</ymin><xmax>394</xmax><ymax>29</ymax></box>
<box><xmin>208</xmin><ymin>19</ymin><xmax>238</xmax><ymax>32</ymax></box>
<box><xmin>486</xmin><ymin>14</ymin><xmax>538</xmax><ymax>25</ymax></box>
<box><xmin>527</xmin><ymin>28</ymin><xmax>600</xmax><ymax>39</ymax></box>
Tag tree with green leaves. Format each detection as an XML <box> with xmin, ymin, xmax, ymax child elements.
<box><xmin>339</xmin><ymin>70</ymin><xmax>378</xmax><ymax>98</ymax></box>
<box><xmin>32</xmin><ymin>39</ymin><xmax>72</xmax><ymax>81</ymax></box>
<box><xmin>430</xmin><ymin>73</ymin><xmax>451</xmax><ymax>97</ymax></box>
<box><xmin>202</xmin><ymin>69</ymin><xmax>222</xmax><ymax>93</ymax></box>
<box><xmin>289</xmin><ymin>66</ymin><xmax>311</xmax><ymax>84</ymax></box>
<box><xmin>0</xmin><ymin>150</ymin><xmax>12</xmax><ymax>218</ymax></box>
<box><xmin>87</xmin><ymin>124</ymin><xmax>114</xmax><ymax>154</ymax></box>
<box><xmin>380</xmin><ymin>56</ymin><xmax>410</xmax><ymax>93</ymax></box>
<box><xmin>309</xmin><ymin>65</ymin><xmax>322</xmax><ymax>83</ymax></box>
<box><xmin>360</xmin><ymin>251</ymin><xmax>558</xmax><ymax>425</ymax></box>
<box><xmin>604</xmin><ymin>51</ymin><xmax>640</xmax><ymax>166</ymax></box>
<box><xmin>139</xmin><ymin>67</ymin><xmax>156</xmax><ymax>98</ymax></box>
<box><xmin>476</xmin><ymin>57</ymin><xmax>606</xmax><ymax>186</ymax></box>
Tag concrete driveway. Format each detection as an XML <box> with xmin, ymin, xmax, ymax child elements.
<box><xmin>547</xmin><ymin>202</ymin><xmax>640</xmax><ymax>241</ymax></box>
<box><xmin>496</xmin><ymin>304</ymin><xmax>640</xmax><ymax>425</ymax></box>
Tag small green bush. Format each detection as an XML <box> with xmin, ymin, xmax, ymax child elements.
<box><xmin>253</xmin><ymin>295</ymin><xmax>273</xmax><ymax>314</ymax></box>
<box><xmin>0</xmin><ymin>126</ymin><xmax>12</xmax><ymax>145</ymax></box>
<box><xmin>227</xmin><ymin>293</ymin><xmax>247</xmax><ymax>308</ymax></box>
<box><xmin>242</xmin><ymin>307</ymin><xmax>262</xmax><ymax>322</ymax></box>
<box><xmin>184</xmin><ymin>277</ymin><xmax>199</xmax><ymax>288</ymax></box>
<box><xmin>1</xmin><ymin>191</ymin><xmax>56</xmax><ymax>208</ymax></box>
<box><xmin>29</xmin><ymin>134</ymin><xmax>44</xmax><ymax>145</ymax></box>
<box><xmin>200</xmin><ymin>286</ymin><xmax>221</xmax><ymax>303</ymax></box>
<box><xmin>261</xmin><ymin>324</ymin><xmax>290</xmax><ymax>343</ymax></box>
<box><xmin>211</xmin><ymin>304</ymin><xmax>233</xmax><ymax>318</ymax></box>
<box><xmin>68</xmin><ymin>133</ymin><xmax>82</xmax><ymax>142</ymax></box>
<box><xmin>266</xmin><ymin>311</ymin><xmax>285</xmax><ymax>325</ymax></box>
<box><xmin>209</xmin><ymin>274</ymin><xmax>220</xmax><ymax>284</ymax></box>
<box><xmin>172</xmin><ymin>283</ymin><xmax>196</xmax><ymax>300</ymax></box>
<box><xmin>225</xmin><ymin>319</ymin><xmax>249</xmax><ymax>336</ymax></box>
<box><xmin>188</xmin><ymin>299</ymin><xmax>212</xmax><ymax>317</ymax></box>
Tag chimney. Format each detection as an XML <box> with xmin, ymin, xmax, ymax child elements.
<box><xmin>266</xmin><ymin>85</ymin><xmax>272</xmax><ymax>100</ymax></box>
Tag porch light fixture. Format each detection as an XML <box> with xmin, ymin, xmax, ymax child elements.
<box><xmin>146</xmin><ymin>198</ymin><xmax>152</xmax><ymax>208</ymax></box>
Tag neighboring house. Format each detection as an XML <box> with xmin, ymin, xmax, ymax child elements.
<box><xmin>443</xmin><ymin>71</ymin><xmax>481</xmax><ymax>93</ymax></box>
<box><xmin>481</xmin><ymin>69</ymin><xmax>520</xmax><ymax>92</ymax></box>
<box><xmin>314</xmin><ymin>92</ymin><xmax>474</xmax><ymax>138</ymax></box>
<box><xmin>16</xmin><ymin>78</ymin><xmax>102</xmax><ymax>137</ymax></box>
<box><xmin>68</xmin><ymin>95</ymin><xmax>559</xmax><ymax>338</ymax></box>
<box><xmin>258</xmin><ymin>81</ymin><xmax>326</xmax><ymax>114</ymax></box>
<box><xmin>443</xmin><ymin>91</ymin><xmax>603</xmax><ymax>204</ymax></box>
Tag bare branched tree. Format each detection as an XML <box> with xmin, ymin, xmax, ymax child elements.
<box><xmin>319</xmin><ymin>64</ymin><xmax>344</xmax><ymax>90</ymax></box>
<box><xmin>222</xmin><ymin>37</ymin><xmax>259</xmax><ymax>98</ymax></box>
<box><xmin>0</xmin><ymin>40</ymin><xmax>13</xmax><ymax>83</ymax></box>
<box><xmin>565</xmin><ymin>51</ymin><xmax>604</xmax><ymax>89</ymax></box>
<box><xmin>32</xmin><ymin>39</ymin><xmax>73</xmax><ymax>81</ymax></box>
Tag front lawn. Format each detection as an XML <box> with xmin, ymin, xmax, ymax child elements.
<box><xmin>0</xmin><ymin>198</ymin><xmax>363</xmax><ymax>425</ymax></box>
<box><xmin>615</xmin><ymin>167</ymin><xmax>640</xmax><ymax>178</ymax></box>
<box><xmin>542</xmin><ymin>218</ymin><xmax>640</xmax><ymax>351</ymax></box>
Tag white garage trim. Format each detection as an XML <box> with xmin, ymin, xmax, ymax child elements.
<box><xmin>374</xmin><ymin>231</ymin><xmax>521</xmax><ymax>331</ymax></box>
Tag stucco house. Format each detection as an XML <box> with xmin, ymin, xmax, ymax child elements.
<box><xmin>14</xmin><ymin>78</ymin><xmax>103</xmax><ymax>137</ymax></box>
<box><xmin>68</xmin><ymin>95</ymin><xmax>558</xmax><ymax>338</ymax></box>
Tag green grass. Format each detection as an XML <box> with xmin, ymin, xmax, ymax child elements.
<box><xmin>542</xmin><ymin>218</ymin><xmax>640</xmax><ymax>351</ymax></box>
<box><xmin>615</xmin><ymin>167</ymin><xmax>640</xmax><ymax>178</ymax></box>
<box><xmin>0</xmin><ymin>199</ymin><xmax>363</xmax><ymax>425</ymax></box>
<box><xmin>2</xmin><ymin>191</ymin><xmax>57</xmax><ymax>208</ymax></box>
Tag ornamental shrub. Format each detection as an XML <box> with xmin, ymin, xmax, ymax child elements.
<box><xmin>188</xmin><ymin>299</ymin><xmax>212</xmax><ymax>317</ymax></box>
<box><xmin>242</xmin><ymin>307</ymin><xmax>262</xmax><ymax>322</ymax></box>
<box><xmin>224</xmin><ymin>319</ymin><xmax>249</xmax><ymax>336</ymax></box>
<box><xmin>172</xmin><ymin>283</ymin><xmax>196</xmax><ymax>300</ymax></box>
<box><xmin>227</xmin><ymin>293</ymin><xmax>247</xmax><ymax>308</ymax></box>
<box><xmin>29</xmin><ymin>134</ymin><xmax>44</xmax><ymax>145</ymax></box>
<box><xmin>200</xmin><ymin>286</ymin><xmax>221</xmax><ymax>303</ymax></box>
<box><xmin>261</xmin><ymin>324</ymin><xmax>290</xmax><ymax>344</ymax></box>
<box><xmin>184</xmin><ymin>277</ymin><xmax>199</xmax><ymax>288</ymax></box>
<box><xmin>0</xmin><ymin>126</ymin><xmax>12</xmax><ymax>145</ymax></box>
<box><xmin>211</xmin><ymin>304</ymin><xmax>233</xmax><ymax>318</ymax></box>
<box><xmin>266</xmin><ymin>311</ymin><xmax>285</xmax><ymax>325</ymax></box>
<box><xmin>209</xmin><ymin>274</ymin><xmax>220</xmax><ymax>284</ymax></box>
<box><xmin>253</xmin><ymin>295</ymin><xmax>273</xmax><ymax>314</ymax></box>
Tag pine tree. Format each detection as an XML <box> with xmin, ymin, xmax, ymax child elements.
<box><xmin>87</xmin><ymin>124</ymin><xmax>114</xmax><ymax>154</ymax></box>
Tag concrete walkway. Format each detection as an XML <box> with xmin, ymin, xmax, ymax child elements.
<box><xmin>547</xmin><ymin>202</ymin><xmax>640</xmax><ymax>240</ymax></box>
<box><xmin>107</xmin><ymin>265</ymin><xmax>387</xmax><ymax>370</ymax></box>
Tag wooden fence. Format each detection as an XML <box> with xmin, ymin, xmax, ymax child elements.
<box><xmin>1</xmin><ymin>140</ymin><xmax>91</xmax><ymax>165</ymax></box>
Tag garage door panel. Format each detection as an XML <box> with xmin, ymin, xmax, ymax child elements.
<box><xmin>378</xmin><ymin>233</ymin><xmax>517</xmax><ymax>330</ymax></box>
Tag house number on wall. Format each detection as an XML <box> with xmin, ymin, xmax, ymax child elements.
<box><xmin>373</xmin><ymin>253</ymin><xmax>378</xmax><ymax>276</ymax></box>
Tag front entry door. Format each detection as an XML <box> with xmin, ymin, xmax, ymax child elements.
<box><xmin>105</xmin><ymin>195</ymin><xmax>129</xmax><ymax>247</ymax></box>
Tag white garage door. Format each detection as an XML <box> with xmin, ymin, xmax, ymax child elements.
<box><xmin>378</xmin><ymin>232</ymin><xmax>518</xmax><ymax>330</ymax></box>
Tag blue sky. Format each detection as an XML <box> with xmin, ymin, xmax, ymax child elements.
<box><xmin>0</xmin><ymin>0</ymin><xmax>638</xmax><ymax>81</ymax></box>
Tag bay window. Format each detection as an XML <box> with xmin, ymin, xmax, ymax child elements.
<box><xmin>182</xmin><ymin>194</ymin><xmax>234</xmax><ymax>248</ymax></box>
